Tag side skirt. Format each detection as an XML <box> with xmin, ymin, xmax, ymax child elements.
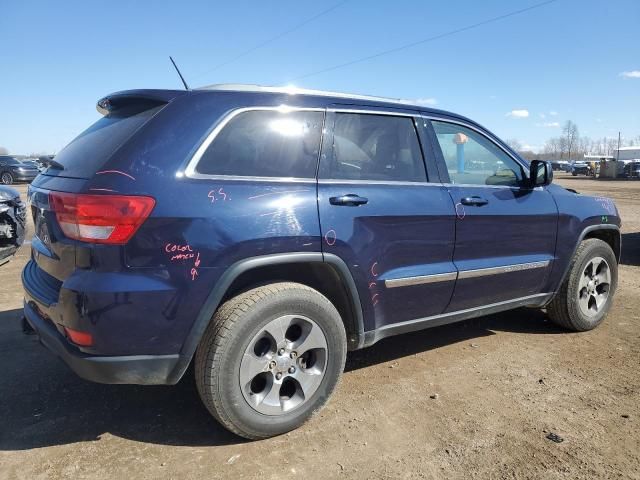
<box><xmin>361</xmin><ymin>293</ymin><xmax>553</xmax><ymax>348</ymax></box>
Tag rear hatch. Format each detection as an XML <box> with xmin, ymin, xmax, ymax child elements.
<box><xmin>27</xmin><ymin>91</ymin><xmax>180</xmax><ymax>294</ymax></box>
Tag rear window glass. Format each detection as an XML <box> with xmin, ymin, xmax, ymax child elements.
<box><xmin>52</xmin><ymin>104</ymin><xmax>161</xmax><ymax>178</ymax></box>
<box><xmin>195</xmin><ymin>110</ymin><xmax>324</xmax><ymax>178</ymax></box>
<box><xmin>321</xmin><ymin>113</ymin><xmax>427</xmax><ymax>182</ymax></box>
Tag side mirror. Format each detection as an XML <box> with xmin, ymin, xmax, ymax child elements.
<box><xmin>529</xmin><ymin>160</ymin><xmax>553</xmax><ymax>187</ymax></box>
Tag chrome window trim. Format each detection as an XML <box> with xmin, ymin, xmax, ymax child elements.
<box><xmin>422</xmin><ymin>115</ymin><xmax>530</xmax><ymax>185</ymax></box>
<box><xmin>328</xmin><ymin>108</ymin><xmax>417</xmax><ymax>117</ymax></box>
<box><xmin>457</xmin><ymin>260</ymin><xmax>550</xmax><ymax>280</ymax></box>
<box><xmin>318</xmin><ymin>178</ymin><xmax>432</xmax><ymax>187</ymax></box>
<box><xmin>183</xmin><ymin>106</ymin><xmax>325</xmax><ymax>180</ymax></box>
<box><xmin>385</xmin><ymin>272</ymin><xmax>457</xmax><ymax>289</ymax></box>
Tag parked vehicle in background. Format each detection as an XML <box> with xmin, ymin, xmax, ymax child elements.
<box><xmin>22</xmin><ymin>84</ymin><xmax>621</xmax><ymax>440</ymax></box>
<box><xmin>550</xmin><ymin>160</ymin><xmax>568</xmax><ymax>171</ymax></box>
<box><xmin>0</xmin><ymin>156</ymin><xmax>40</xmax><ymax>184</ymax></box>
<box><xmin>0</xmin><ymin>185</ymin><xmax>26</xmax><ymax>265</ymax></box>
<box><xmin>623</xmin><ymin>160</ymin><xmax>640</xmax><ymax>178</ymax></box>
<box><xmin>570</xmin><ymin>161</ymin><xmax>590</xmax><ymax>176</ymax></box>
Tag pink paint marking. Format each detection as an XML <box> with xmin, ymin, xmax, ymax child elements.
<box><xmin>370</xmin><ymin>262</ymin><xmax>379</xmax><ymax>277</ymax></box>
<box><xmin>165</xmin><ymin>243</ymin><xmax>193</xmax><ymax>254</ymax></box>
<box><xmin>95</xmin><ymin>170</ymin><xmax>136</xmax><ymax>181</ymax></box>
<box><xmin>455</xmin><ymin>202</ymin><xmax>466</xmax><ymax>220</ymax></box>
<box><xmin>218</xmin><ymin>188</ymin><xmax>228</xmax><ymax>201</ymax></box>
<box><xmin>371</xmin><ymin>293</ymin><xmax>380</xmax><ymax>306</ymax></box>
<box><xmin>194</xmin><ymin>252</ymin><xmax>201</xmax><ymax>268</ymax></box>
<box><xmin>369</xmin><ymin>282</ymin><xmax>376</xmax><ymax>290</ymax></box>
<box><xmin>324</xmin><ymin>229</ymin><xmax>337</xmax><ymax>246</ymax></box>
<box><xmin>247</xmin><ymin>189</ymin><xmax>311</xmax><ymax>200</ymax></box>
<box><xmin>191</xmin><ymin>268</ymin><xmax>198</xmax><ymax>281</ymax></box>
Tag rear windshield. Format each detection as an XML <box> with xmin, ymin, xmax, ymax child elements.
<box><xmin>195</xmin><ymin>110</ymin><xmax>324</xmax><ymax>178</ymax></box>
<box><xmin>51</xmin><ymin>104</ymin><xmax>161</xmax><ymax>178</ymax></box>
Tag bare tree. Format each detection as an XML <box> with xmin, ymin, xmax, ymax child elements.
<box><xmin>562</xmin><ymin>121</ymin><xmax>579</xmax><ymax>161</ymax></box>
<box><xmin>505</xmin><ymin>138</ymin><xmax>522</xmax><ymax>151</ymax></box>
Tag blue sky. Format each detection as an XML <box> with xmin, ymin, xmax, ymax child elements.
<box><xmin>1</xmin><ymin>0</ymin><xmax>638</xmax><ymax>154</ymax></box>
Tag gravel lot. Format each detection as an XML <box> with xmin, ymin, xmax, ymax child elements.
<box><xmin>1</xmin><ymin>173</ymin><xmax>638</xmax><ymax>480</ymax></box>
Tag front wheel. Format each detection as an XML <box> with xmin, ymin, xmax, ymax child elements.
<box><xmin>547</xmin><ymin>238</ymin><xmax>617</xmax><ymax>331</ymax></box>
<box><xmin>1</xmin><ymin>172</ymin><xmax>13</xmax><ymax>185</ymax></box>
<box><xmin>195</xmin><ymin>282</ymin><xmax>347</xmax><ymax>439</ymax></box>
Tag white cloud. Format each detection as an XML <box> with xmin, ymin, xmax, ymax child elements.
<box><xmin>535</xmin><ymin>121</ymin><xmax>560</xmax><ymax>128</ymax></box>
<box><xmin>539</xmin><ymin>113</ymin><xmax>546</xmax><ymax>119</ymax></box>
<box><xmin>399</xmin><ymin>97</ymin><xmax>437</xmax><ymax>106</ymax></box>
<box><xmin>620</xmin><ymin>70</ymin><xmax>640</xmax><ymax>79</ymax></box>
<box><xmin>521</xmin><ymin>144</ymin><xmax>538</xmax><ymax>152</ymax></box>
<box><xmin>549</xmin><ymin>110</ymin><xmax>558</xmax><ymax>116</ymax></box>
<box><xmin>506</xmin><ymin>109</ymin><xmax>529</xmax><ymax>118</ymax></box>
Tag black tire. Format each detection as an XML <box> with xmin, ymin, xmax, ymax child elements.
<box><xmin>572</xmin><ymin>171</ymin><xmax>578</xmax><ymax>176</ymax></box>
<box><xmin>1</xmin><ymin>172</ymin><xmax>13</xmax><ymax>185</ymax></box>
<box><xmin>194</xmin><ymin>282</ymin><xmax>347</xmax><ymax>439</ymax></box>
<box><xmin>547</xmin><ymin>238</ymin><xmax>617</xmax><ymax>331</ymax></box>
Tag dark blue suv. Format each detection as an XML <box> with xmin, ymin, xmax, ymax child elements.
<box><xmin>22</xmin><ymin>85</ymin><xmax>621</xmax><ymax>439</ymax></box>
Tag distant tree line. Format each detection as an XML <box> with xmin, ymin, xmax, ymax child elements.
<box><xmin>508</xmin><ymin>121</ymin><xmax>640</xmax><ymax>161</ymax></box>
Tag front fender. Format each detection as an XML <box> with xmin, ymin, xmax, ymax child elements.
<box><xmin>545</xmin><ymin>185</ymin><xmax>621</xmax><ymax>294</ymax></box>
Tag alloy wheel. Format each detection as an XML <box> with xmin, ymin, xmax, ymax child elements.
<box><xmin>577</xmin><ymin>256</ymin><xmax>611</xmax><ymax>317</ymax></box>
<box><xmin>239</xmin><ymin>314</ymin><xmax>328</xmax><ymax>415</ymax></box>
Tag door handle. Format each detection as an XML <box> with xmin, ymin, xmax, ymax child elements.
<box><xmin>460</xmin><ymin>196</ymin><xmax>489</xmax><ymax>206</ymax></box>
<box><xmin>329</xmin><ymin>194</ymin><xmax>369</xmax><ymax>206</ymax></box>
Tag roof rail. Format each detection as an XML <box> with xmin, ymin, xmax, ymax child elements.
<box><xmin>196</xmin><ymin>83</ymin><xmax>424</xmax><ymax>107</ymax></box>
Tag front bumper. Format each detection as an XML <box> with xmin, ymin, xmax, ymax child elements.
<box><xmin>23</xmin><ymin>299</ymin><xmax>180</xmax><ymax>385</ymax></box>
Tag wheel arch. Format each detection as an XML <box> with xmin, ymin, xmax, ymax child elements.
<box><xmin>551</xmin><ymin>224</ymin><xmax>621</xmax><ymax>299</ymax></box>
<box><xmin>167</xmin><ymin>252</ymin><xmax>364</xmax><ymax>384</ymax></box>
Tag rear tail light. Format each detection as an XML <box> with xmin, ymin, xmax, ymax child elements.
<box><xmin>49</xmin><ymin>193</ymin><xmax>155</xmax><ymax>244</ymax></box>
<box><xmin>63</xmin><ymin>326</ymin><xmax>94</xmax><ymax>347</ymax></box>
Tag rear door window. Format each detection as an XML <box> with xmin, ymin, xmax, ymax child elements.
<box><xmin>321</xmin><ymin>113</ymin><xmax>427</xmax><ymax>182</ymax></box>
<box><xmin>195</xmin><ymin>110</ymin><xmax>324</xmax><ymax>178</ymax></box>
<box><xmin>52</xmin><ymin>104</ymin><xmax>162</xmax><ymax>178</ymax></box>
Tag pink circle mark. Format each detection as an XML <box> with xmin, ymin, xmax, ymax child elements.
<box><xmin>370</xmin><ymin>262</ymin><xmax>379</xmax><ymax>277</ymax></box>
<box><xmin>324</xmin><ymin>229</ymin><xmax>337</xmax><ymax>246</ymax></box>
<box><xmin>455</xmin><ymin>203</ymin><xmax>466</xmax><ymax>220</ymax></box>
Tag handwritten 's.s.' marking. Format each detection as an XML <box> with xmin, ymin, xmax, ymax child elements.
<box><xmin>208</xmin><ymin>187</ymin><xmax>230</xmax><ymax>203</ymax></box>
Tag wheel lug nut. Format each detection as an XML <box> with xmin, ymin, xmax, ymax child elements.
<box><xmin>275</xmin><ymin>372</ymin><xmax>283</xmax><ymax>380</ymax></box>
<box><xmin>290</xmin><ymin>351</ymin><xmax>297</xmax><ymax>359</ymax></box>
<box><xmin>278</xmin><ymin>348</ymin><xmax>285</xmax><ymax>355</ymax></box>
<box><xmin>268</xmin><ymin>361</ymin><xmax>276</xmax><ymax>369</ymax></box>
<box><xmin>288</xmin><ymin>366</ymin><xmax>296</xmax><ymax>374</ymax></box>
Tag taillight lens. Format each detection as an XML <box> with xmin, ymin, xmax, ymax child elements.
<box><xmin>49</xmin><ymin>193</ymin><xmax>155</xmax><ymax>244</ymax></box>
<box><xmin>63</xmin><ymin>326</ymin><xmax>94</xmax><ymax>347</ymax></box>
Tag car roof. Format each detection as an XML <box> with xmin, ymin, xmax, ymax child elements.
<box><xmin>196</xmin><ymin>83</ymin><xmax>456</xmax><ymax>116</ymax></box>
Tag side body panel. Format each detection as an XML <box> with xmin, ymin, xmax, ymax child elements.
<box><xmin>424</xmin><ymin>117</ymin><xmax>558</xmax><ymax>311</ymax></box>
<box><xmin>317</xmin><ymin>108</ymin><xmax>457</xmax><ymax>332</ymax></box>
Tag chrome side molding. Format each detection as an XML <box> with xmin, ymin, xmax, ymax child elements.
<box><xmin>384</xmin><ymin>260</ymin><xmax>550</xmax><ymax>289</ymax></box>
<box><xmin>385</xmin><ymin>272</ymin><xmax>457</xmax><ymax>288</ymax></box>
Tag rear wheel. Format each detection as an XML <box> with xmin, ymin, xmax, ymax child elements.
<box><xmin>195</xmin><ymin>282</ymin><xmax>347</xmax><ymax>439</ymax></box>
<box><xmin>547</xmin><ymin>238</ymin><xmax>617</xmax><ymax>331</ymax></box>
<box><xmin>1</xmin><ymin>172</ymin><xmax>13</xmax><ymax>185</ymax></box>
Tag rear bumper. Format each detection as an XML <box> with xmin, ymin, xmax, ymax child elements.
<box><xmin>23</xmin><ymin>299</ymin><xmax>180</xmax><ymax>385</ymax></box>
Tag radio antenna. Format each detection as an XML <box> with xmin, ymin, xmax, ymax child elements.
<box><xmin>169</xmin><ymin>56</ymin><xmax>190</xmax><ymax>90</ymax></box>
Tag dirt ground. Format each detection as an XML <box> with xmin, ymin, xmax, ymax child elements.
<box><xmin>1</xmin><ymin>173</ymin><xmax>638</xmax><ymax>480</ymax></box>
